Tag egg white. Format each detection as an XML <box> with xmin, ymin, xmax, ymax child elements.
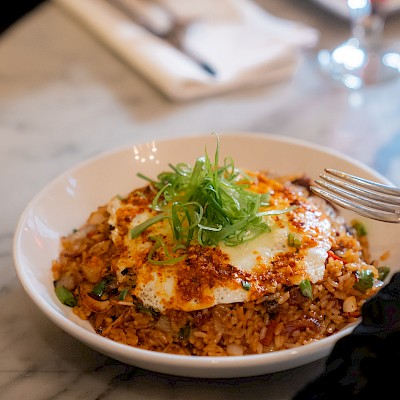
<box><xmin>107</xmin><ymin>179</ymin><xmax>333</xmax><ymax>313</ymax></box>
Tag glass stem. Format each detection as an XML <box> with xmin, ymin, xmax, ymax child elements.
<box><xmin>350</xmin><ymin>0</ymin><xmax>385</xmax><ymax>51</ymax></box>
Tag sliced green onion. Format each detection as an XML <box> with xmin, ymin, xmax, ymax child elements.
<box><xmin>288</xmin><ymin>233</ymin><xmax>301</xmax><ymax>249</ymax></box>
<box><xmin>130</xmin><ymin>214</ymin><xmax>170</xmax><ymax>239</ymax></box>
<box><xmin>354</xmin><ymin>270</ymin><xmax>374</xmax><ymax>292</ymax></box>
<box><xmin>351</xmin><ymin>220</ymin><xmax>367</xmax><ymax>237</ymax></box>
<box><xmin>119</xmin><ymin>288</ymin><xmax>129</xmax><ymax>300</ymax></box>
<box><xmin>300</xmin><ymin>279</ymin><xmax>313</xmax><ymax>299</ymax></box>
<box><xmin>147</xmin><ymin>236</ymin><xmax>186</xmax><ymax>265</ymax></box>
<box><xmin>377</xmin><ymin>266</ymin><xmax>390</xmax><ymax>282</ymax></box>
<box><xmin>55</xmin><ymin>285</ymin><xmax>77</xmax><ymax>307</ymax></box>
<box><xmin>136</xmin><ymin>303</ymin><xmax>158</xmax><ymax>317</ymax></box>
<box><xmin>151</xmin><ymin>183</ymin><xmax>172</xmax><ymax>211</ymax></box>
<box><xmin>257</xmin><ymin>205</ymin><xmax>297</xmax><ymax>217</ymax></box>
<box><xmin>241</xmin><ymin>280</ymin><xmax>251</xmax><ymax>291</ymax></box>
<box><xmin>92</xmin><ymin>280</ymin><xmax>107</xmax><ymax>297</ymax></box>
<box><xmin>198</xmin><ymin>223</ymin><xmax>222</xmax><ymax>232</ymax></box>
<box><xmin>260</xmin><ymin>192</ymin><xmax>271</xmax><ymax>205</ymax></box>
<box><xmin>178</xmin><ymin>325</ymin><xmax>191</xmax><ymax>341</ymax></box>
<box><xmin>132</xmin><ymin>134</ymin><xmax>295</xmax><ymax>261</ymax></box>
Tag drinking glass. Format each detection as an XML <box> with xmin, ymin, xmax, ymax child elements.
<box><xmin>318</xmin><ymin>0</ymin><xmax>400</xmax><ymax>89</ymax></box>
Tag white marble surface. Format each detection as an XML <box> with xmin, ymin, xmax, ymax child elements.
<box><xmin>1</xmin><ymin>0</ymin><xmax>400</xmax><ymax>398</ymax></box>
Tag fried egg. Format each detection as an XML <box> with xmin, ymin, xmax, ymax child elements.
<box><xmin>107</xmin><ymin>176</ymin><xmax>333</xmax><ymax>312</ymax></box>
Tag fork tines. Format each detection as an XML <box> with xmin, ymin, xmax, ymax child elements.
<box><xmin>310</xmin><ymin>168</ymin><xmax>400</xmax><ymax>223</ymax></box>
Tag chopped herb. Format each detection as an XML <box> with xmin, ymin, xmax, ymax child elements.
<box><xmin>354</xmin><ymin>270</ymin><xmax>374</xmax><ymax>292</ymax></box>
<box><xmin>288</xmin><ymin>233</ymin><xmax>301</xmax><ymax>249</ymax></box>
<box><xmin>178</xmin><ymin>325</ymin><xmax>191</xmax><ymax>341</ymax></box>
<box><xmin>55</xmin><ymin>285</ymin><xmax>77</xmax><ymax>307</ymax></box>
<box><xmin>241</xmin><ymin>280</ymin><xmax>251</xmax><ymax>291</ymax></box>
<box><xmin>299</xmin><ymin>279</ymin><xmax>313</xmax><ymax>299</ymax></box>
<box><xmin>131</xmin><ymin>134</ymin><xmax>295</xmax><ymax>262</ymax></box>
<box><xmin>377</xmin><ymin>266</ymin><xmax>390</xmax><ymax>282</ymax></box>
<box><xmin>351</xmin><ymin>220</ymin><xmax>367</xmax><ymax>237</ymax></box>
<box><xmin>136</xmin><ymin>303</ymin><xmax>158</xmax><ymax>317</ymax></box>
<box><xmin>146</xmin><ymin>235</ymin><xmax>186</xmax><ymax>265</ymax></box>
<box><xmin>130</xmin><ymin>214</ymin><xmax>169</xmax><ymax>239</ymax></box>
<box><xmin>119</xmin><ymin>288</ymin><xmax>129</xmax><ymax>300</ymax></box>
<box><xmin>92</xmin><ymin>280</ymin><xmax>107</xmax><ymax>298</ymax></box>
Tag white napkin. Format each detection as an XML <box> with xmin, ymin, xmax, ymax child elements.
<box><xmin>55</xmin><ymin>0</ymin><xmax>319</xmax><ymax>100</ymax></box>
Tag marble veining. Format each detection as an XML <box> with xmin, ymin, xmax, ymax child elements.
<box><xmin>1</xmin><ymin>0</ymin><xmax>400</xmax><ymax>398</ymax></box>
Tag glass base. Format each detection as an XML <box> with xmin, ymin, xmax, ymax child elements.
<box><xmin>318</xmin><ymin>38</ymin><xmax>400</xmax><ymax>89</ymax></box>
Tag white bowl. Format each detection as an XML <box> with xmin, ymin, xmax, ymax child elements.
<box><xmin>13</xmin><ymin>132</ymin><xmax>400</xmax><ymax>378</ymax></box>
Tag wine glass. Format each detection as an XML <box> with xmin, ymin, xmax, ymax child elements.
<box><xmin>318</xmin><ymin>0</ymin><xmax>400</xmax><ymax>89</ymax></box>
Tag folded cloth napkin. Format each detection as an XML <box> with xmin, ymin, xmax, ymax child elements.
<box><xmin>55</xmin><ymin>0</ymin><xmax>319</xmax><ymax>100</ymax></box>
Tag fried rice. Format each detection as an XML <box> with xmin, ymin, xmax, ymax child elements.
<box><xmin>51</xmin><ymin>170</ymin><xmax>387</xmax><ymax>357</ymax></box>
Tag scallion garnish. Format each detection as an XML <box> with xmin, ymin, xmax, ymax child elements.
<box><xmin>241</xmin><ymin>280</ymin><xmax>251</xmax><ymax>291</ymax></box>
<box><xmin>147</xmin><ymin>236</ymin><xmax>186</xmax><ymax>265</ymax></box>
<box><xmin>178</xmin><ymin>325</ymin><xmax>191</xmax><ymax>341</ymax></box>
<box><xmin>377</xmin><ymin>266</ymin><xmax>390</xmax><ymax>282</ymax></box>
<box><xmin>354</xmin><ymin>270</ymin><xmax>374</xmax><ymax>292</ymax></box>
<box><xmin>300</xmin><ymin>279</ymin><xmax>313</xmax><ymax>299</ymax></box>
<box><xmin>131</xmin><ymin>134</ymin><xmax>296</xmax><ymax>263</ymax></box>
<box><xmin>92</xmin><ymin>280</ymin><xmax>107</xmax><ymax>297</ymax></box>
<box><xmin>136</xmin><ymin>303</ymin><xmax>158</xmax><ymax>317</ymax></box>
<box><xmin>351</xmin><ymin>220</ymin><xmax>367</xmax><ymax>237</ymax></box>
<box><xmin>119</xmin><ymin>288</ymin><xmax>129</xmax><ymax>300</ymax></box>
<box><xmin>55</xmin><ymin>285</ymin><xmax>77</xmax><ymax>307</ymax></box>
<box><xmin>288</xmin><ymin>232</ymin><xmax>301</xmax><ymax>249</ymax></box>
<box><xmin>130</xmin><ymin>213</ymin><xmax>170</xmax><ymax>239</ymax></box>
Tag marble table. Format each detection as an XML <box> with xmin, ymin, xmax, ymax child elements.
<box><xmin>1</xmin><ymin>0</ymin><xmax>400</xmax><ymax>398</ymax></box>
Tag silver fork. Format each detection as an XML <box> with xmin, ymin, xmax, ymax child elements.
<box><xmin>310</xmin><ymin>168</ymin><xmax>400</xmax><ymax>223</ymax></box>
